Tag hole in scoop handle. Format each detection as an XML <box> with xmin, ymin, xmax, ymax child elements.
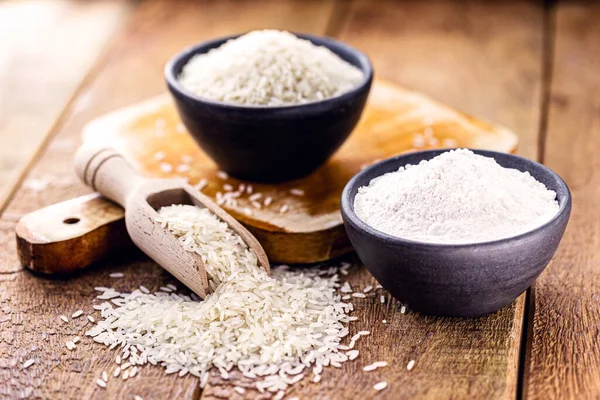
<box><xmin>74</xmin><ymin>144</ymin><xmax>147</xmax><ymax>207</ymax></box>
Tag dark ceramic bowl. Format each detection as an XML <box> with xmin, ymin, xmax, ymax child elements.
<box><xmin>341</xmin><ymin>149</ymin><xmax>571</xmax><ymax>317</ymax></box>
<box><xmin>165</xmin><ymin>33</ymin><xmax>373</xmax><ymax>183</ymax></box>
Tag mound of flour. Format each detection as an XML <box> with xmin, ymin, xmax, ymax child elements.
<box><xmin>354</xmin><ymin>149</ymin><xmax>560</xmax><ymax>244</ymax></box>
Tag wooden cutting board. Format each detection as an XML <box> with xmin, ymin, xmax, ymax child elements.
<box><xmin>17</xmin><ymin>79</ymin><xmax>518</xmax><ymax>272</ymax></box>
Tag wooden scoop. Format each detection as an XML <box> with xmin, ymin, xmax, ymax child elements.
<box><xmin>73</xmin><ymin>145</ymin><xmax>270</xmax><ymax>298</ymax></box>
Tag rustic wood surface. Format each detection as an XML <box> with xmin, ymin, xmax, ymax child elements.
<box><xmin>0</xmin><ymin>0</ymin><xmax>130</xmax><ymax>205</ymax></box>
<box><xmin>22</xmin><ymin>77</ymin><xmax>517</xmax><ymax>269</ymax></box>
<box><xmin>0</xmin><ymin>1</ymin><xmax>341</xmax><ymax>399</ymax></box>
<box><xmin>0</xmin><ymin>1</ymin><xmax>597</xmax><ymax>400</ymax></box>
<box><xmin>524</xmin><ymin>2</ymin><xmax>600</xmax><ymax>399</ymax></box>
<box><xmin>15</xmin><ymin>193</ymin><xmax>129</xmax><ymax>274</ymax></box>
<box><xmin>338</xmin><ymin>0</ymin><xmax>544</xmax><ymax>160</ymax></box>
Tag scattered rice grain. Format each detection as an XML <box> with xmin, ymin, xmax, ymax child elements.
<box><xmin>159</xmin><ymin>163</ymin><xmax>173</xmax><ymax>173</ymax></box>
<box><xmin>217</xmin><ymin>171</ymin><xmax>229</xmax><ymax>180</ymax></box>
<box><xmin>176</xmin><ymin>164</ymin><xmax>191</xmax><ymax>173</ymax></box>
<box><xmin>195</xmin><ymin>179</ymin><xmax>208</xmax><ymax>192</ymax></box>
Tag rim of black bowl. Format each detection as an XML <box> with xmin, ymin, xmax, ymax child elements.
<box><xmin>341</xmin><ymin>149</ymin><xmax>572</xmax><ymax>249</ymax></box>
<box><xmin>164</xmin><ymin>32</ymin><xmax>374</xmax><ymax>111</ymax></box>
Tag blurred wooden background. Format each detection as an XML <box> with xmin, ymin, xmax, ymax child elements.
<box><xmin>1</xmin><ymin>1</ymin><xmax>599</xmax><ymax>399</ymax></box>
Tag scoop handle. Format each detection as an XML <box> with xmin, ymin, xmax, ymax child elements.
<box><xmin>74</xmin><ymin>145</ymin><xmax>147</xmax><ymax>207</ymax></box>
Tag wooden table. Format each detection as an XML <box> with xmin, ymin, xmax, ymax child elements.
<box><xmin>1</xmin><ymin>1</ymin><xmax>598</xmax><ymax>399</ymax></box>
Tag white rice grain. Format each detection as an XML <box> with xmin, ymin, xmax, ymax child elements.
<box><xmin>86</xmin><ymin>204</ymin><xmax>358</xmax><ymax>395</ymax></box>
<box><xmin>159</xmin><ymin>163</ymin><xmax>173</xmax><ymax>173</ymax></box>
<box><xmin>178</xmin><ymin>30</ymin><xmax>363</xmax><ymax>106</ymax></box>
<box><xmin>234</xmin><ymin>387</ymin><xmax>245</xmax><ymax>394</ymax></box>
<box><xmin>217</xmin><ymin>171</ymin><xmax>229</xmax><ymax>180</ymax></box>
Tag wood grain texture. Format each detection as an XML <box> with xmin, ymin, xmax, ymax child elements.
<box><xmin>337</xmin><ymin>0</ymin><xmax>544</xmax><ymax>159</ymax></box>
<box><xmin>1</xmin><ymin>1</ymin><xmax>547</xmax><ymax>399</ymax></box>
<box><xmin>16</xmin><ymin>193</ymin><xmax>129</xmax><ymax>274</ymax></box>
<box><xmin>205</xmin><ymin>1</ymin><xmax>544</xmax><ymax>399</ymax></box>
<box><xmin>2</xmin><ymin>0</ymin><xmax>338</xmax><ymax>220</ymax></box>
<box><xmin>524</xmin><ymin>3</ymin><xmax>600</xmax><ymax>399</ymax></box>
<box><xmin>15</xmin><ymin>74</ymin><xmax>518</xmax><ymax>273</ymax></box>
<box><xmin>0</xmin><ymin>0</ymin><xmax>130</xmax><ymax>204</ymax></box>
<box><xmin>202</xmin><ymin>259</ymin><xmax>526</xmax><ymax>400</ymax></box>
<box><xmin>311</xmin><ymin>1</ymin><xmax>547</xmax><ymax>398</ymax></box>
<box><xmin>0</xmin><ymin>250</ymin><xmax>200</xmax><ymax>400</ymax></box>
<box><xmin>0</xmin><ymin>0</ymin><xmax>338</xmax><ymax>399</ymax></box>
<box><xmin>78</xmin><ymin>79</ymin><xmax>516</xmax><ymax>264</ymax></box>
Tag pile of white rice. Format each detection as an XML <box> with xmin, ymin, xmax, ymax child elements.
<box><xmin>178</xmin><ymin>30</ymin><xmax>364</xmax><ymax>106</ymax></box>
<box><xmin>87</xmin><ymin>205</ymin><xmax>358</xmax><ymax>396</ymax></box>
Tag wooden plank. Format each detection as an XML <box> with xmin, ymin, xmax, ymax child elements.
<box><xmin>0</xmin><ymin>0</ymin><xmax>130</xmax><ymax>205</ymax></box>
<box><xmin>1</xmin><ymin>0</ymin><xmax>337</xmax><ymax>220</ymax></box>
<box><xmin>314</xmin><ymin>1</ymin><xmax>543</xmax><ymax>398</ymax></box>
<box><xmin>338</xmin><ymin>0</ymin><xmax>544</xmax><ymax>160</ymax></box>
<box><xmin>524</xmin><ymin>3</ymin><xmax>600</xmax><ymax>399</ymax></box>
<box><xmin>1</xmin><ymin>1</ymin><xmax>548</xmax><ymax>399</ymax></box>
<box><xmin>0</xmin><ymin>0</ymin><xmax>338</xmax><ymax>399</ymax></box>
<box><xmin>206</xmin><ymin>1</ymin><xmax>543</xmax><ymax>399</ymax></box>
<box><xmin>205</xmin><ymin>261</ymin><xmax>526</xmax><ymax>400</ymax></box>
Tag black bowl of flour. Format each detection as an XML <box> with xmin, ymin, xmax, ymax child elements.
<box><xmin>341</xmin><ymin>149</ymin><xmax>571</xmax><ymax>317</ymax></box>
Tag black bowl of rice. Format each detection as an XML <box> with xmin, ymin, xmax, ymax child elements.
<box><xmin>165</xmin><ymin>30</ymin><xmax>373</xmax><ymax>183</ymax></box>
